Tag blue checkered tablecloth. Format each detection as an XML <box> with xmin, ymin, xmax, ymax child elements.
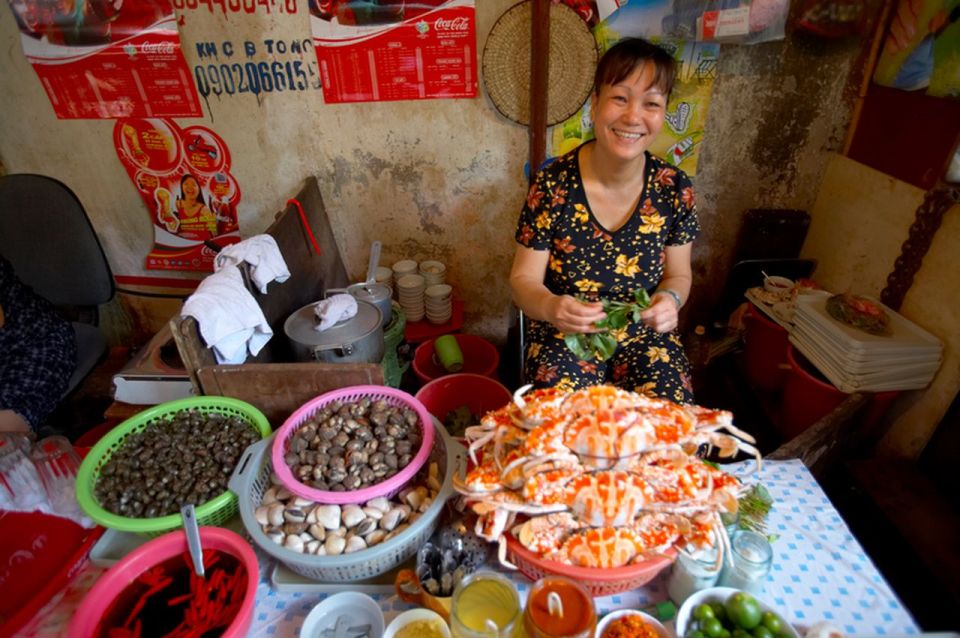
<box><xmin>22</xmin><ymin>460</ymin><xmax>919</xmax><ymax>637</ymax></box>
<box><xmin>246</xmin><ymin>459</ymin><xmax>919</xmax><ymax>637</ymax></box>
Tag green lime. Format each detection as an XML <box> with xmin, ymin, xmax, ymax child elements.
<box><xmin>752</xmin><ymin>627</ymin><xmax>774</xmax><ymax>638</ymax></box>
<box><xmin>702</xmin><ymin>617</ymin><xmax>725</xmax><ymax>638</ymax></box>
<box><xmin>694</xmin><ymin>604</ymin><xmax>717</xmax><ymax>622</ymax></box>
<box><xmin>761</xmin><ymin>612</ymin><xmax>785</xmax><ymax>634</ymax></box>
<box><xmin>725</xmin><ymin>592</ymin><xmax>763</xmax><ymax>630</ymax></box>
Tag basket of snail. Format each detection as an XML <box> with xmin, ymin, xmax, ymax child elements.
<box><xmin>76</xmin><ymin>396</ymin><xmax>271</xmax><ymax>537</ymax></box>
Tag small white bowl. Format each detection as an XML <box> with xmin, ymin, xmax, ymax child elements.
<box><xmin>300</xmin><ymin>592</ymin><xmax>385</xmax><ymax>638</ymax></box>
<box><xmin>383</xmin><ymin>608</ymin><xmax>450</xmax><ymax>638</ymax></box>
<box><xmin>675</xmin><ymin>587</ymin><xmax>800</xmax><ymax>638</ymax></box>
<box><xmin>763</xmin><ymin>275</ymin><xmax>794</xmax><ymax>294</ymax></box>
<box><xmin>595</xmin><ymin>609</ymin><xmax>668</xmax><ymax>638</ymax></box>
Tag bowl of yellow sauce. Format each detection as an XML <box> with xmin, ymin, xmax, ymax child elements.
<box><xmin>384</xmin><ymin>609</ymin><xmax>449</xmax><ymax>638</ymax></box>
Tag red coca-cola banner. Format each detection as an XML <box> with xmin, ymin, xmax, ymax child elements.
<box><xmin>6</xmin><ymin>0</ymin><xmax>201</xmax><ymax>119</ymax></box>
<box><xmin>114</xmin><ymin>118</ymin><xmax>241</xmax><ymax>271</ymax></box>
<box><xmin>311</xmin><ymin>0</ymin><xmax>477</xmax><ymax>103</ymax></box>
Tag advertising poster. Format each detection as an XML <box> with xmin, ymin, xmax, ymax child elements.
<box><xmin>6</xmin><ymin>0</ymin><xmax>201</xmax><ymax>119</ymax></box>
<box><xmin>551</xmin><ymin>12</ymin><xmax>720</xmax><ymax>175</ymax></box>
<box><xmin>311</xmin><ymin>0</ymin><xmax>477</xmax><ymax>103</ymax></box>
<box><xmin>874</xmin><ymin>0</ymin><xmax>960</xmax><ymax>98</ymax></box>
<box><xmin>114</xmin><ymin>118</ymin><xmax>241</xmax><ymax>271</ymax></box>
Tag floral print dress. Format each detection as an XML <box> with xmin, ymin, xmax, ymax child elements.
<box><xmin>514</xmin><ymin>143</ymin><xmax>700</xmax><ymax>403</ymax></box>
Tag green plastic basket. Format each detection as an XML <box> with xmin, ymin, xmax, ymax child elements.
<box><xmin>76</xmin><ymin>396</ymin><xmax>271</xmax><ymax>537</ymax></box>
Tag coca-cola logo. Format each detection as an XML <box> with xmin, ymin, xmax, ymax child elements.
<box><xmin>141</xmin><ymin>41</ymin><xmax>176</xmax><ymax>55</ymax></box>
<box><xmin>434</xmin><ymin>16</ymin><xmax>469</xmax><ymax>31</ymax></box>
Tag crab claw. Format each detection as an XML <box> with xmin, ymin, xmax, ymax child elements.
<box><xmin>513</xmin><ymin>384</ymin><xmax>534</xmax><ymax>410</ymax></box>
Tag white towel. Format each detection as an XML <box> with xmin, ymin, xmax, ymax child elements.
<box><xmin>313</xmin><ymin>294</ymin><xmax>357</xmax><ymax>331</ymax></box>
<box><xmin>182</xmin><ymin>266</ymin><xmax>273</xmax><ymax>364</ymax></box>
<box><xmin>215</xmin><ymin>234</ymin><xmax>290</xmax><ymax>294</ymax></box>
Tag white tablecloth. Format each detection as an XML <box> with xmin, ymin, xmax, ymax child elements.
<box><xmin>24</xmin><ymin>460</ymin><xmax>919</xmax><ymax>637</ymax></box>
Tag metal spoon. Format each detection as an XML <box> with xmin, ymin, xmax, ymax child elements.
<box><xmin>181</xmin><ymin>503</ymin><xmax>204</xmax><ymax>577</ymax></box>
<box><xmin>365</xmin><ymin>240</ymin><xmax>381</xmax><ymax>285</ymax></box>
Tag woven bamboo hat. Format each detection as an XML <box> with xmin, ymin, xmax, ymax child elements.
<box><xmin>482</xmin><ymin>0</ymin><xmax>598</xmax><ymax>126</ymax></box>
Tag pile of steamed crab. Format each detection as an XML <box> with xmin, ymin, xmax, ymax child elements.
<box><xmin>453</xmin><ymin>384</ymin><xmax>760</xmax><ymax>571</ymax></box>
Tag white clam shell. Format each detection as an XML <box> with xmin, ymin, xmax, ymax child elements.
<box><xmin>317</xmin><ymin>504</ymin><xmax>341</xmax><ymax>530</ymax></box>
<box><xmin>261</xmin><ymin>486</ymin><xmax>279</xmax><ymax>505</ymax></box>
<box><xmin>366</xmin><ymin>496</ymin><xmax>391</xmax><ymax>512</ymax></box>
<box><xmin>255</xmin><ymin>506</ymin><xmax>270</xmax><ymax>527</ymax></box>
<box><xmin>308</xmin><ymin>523</ymin><xmax>326</xmax><ymax>541</ymax></box>
<box><xmin>266</xmin><ymin>530</ymin><xmax>284</xmax><ymax>545</ymax></box>
<box><xmin>268</xmin><ymin>503</ymin><xmax>285</xmax><ymax>527</ymax></box>
<box><xmin>305</xmin><ymin>540</ymin><xmax>321</xmax><ymax>554</ymax></box>
<box><xmin>344</xmin><ymin>536</ymin><xmax>367</xmax><ymax>554</ymax></box>
<box><xmin>380</xmin><ymin>508</ymin><xmax>402</xmax><ymax>531</ymax></box>
<box><xmin>325</xmin><ymin>535</ymin><xmax>346</xmax><ymax>555</ymax></box>
<box><xmin>342</xmin><ymin>504</ymin><xmax>366</xmax><ymax>528</ymax></box>
<box><xmin>362</xmin><ymin>506</ymin><xmax>384</xmax><ymax>520</ymax></box>
<box><xmin>284</xmin><ymin>535</ymin><xmax>304</xmax><ymax>553</ymax></box>
<box><xmin>365</xmin><ymin>529</ymin><xmax>387</xmax><ymax>545</ymax></box>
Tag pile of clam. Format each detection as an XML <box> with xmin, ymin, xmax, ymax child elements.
<box><xmin>256</xmin><ymin>461</ymin><xmax>441</xmax><ymax>555</ymax></box>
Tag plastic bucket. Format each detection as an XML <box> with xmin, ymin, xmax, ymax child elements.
<box><xmin>743</xmin><ymin>304</ymin><xmax>790</xmax><ymax>393</ymax></box>
<box><xmin>68</xmin><ymin>527</ymin><xmax>258</xmax><ymax>638</ymax></box>
<box><xmin>415</xmin><ymin>373</ymin><xmax>512</xmax><ymax>423</ymax></box>
<box><xmin>779</xmin><ymin>344</ymin><xmax>901</xmax><ymax>440</ymax></box>
<box><xmin>413</xmin><ymin>334</ymin><xmax>500</xmax><ymax>385</ymax></box>
<box><xmin>780</xmin><ymin>344</ymin><xmax>847</xmax><ymax>439</ymax></box>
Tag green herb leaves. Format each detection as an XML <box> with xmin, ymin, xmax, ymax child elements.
<box><xmin>563</xmin><ymin>289</ymin><xmax>652</xmax><ymax>362</ymax></box>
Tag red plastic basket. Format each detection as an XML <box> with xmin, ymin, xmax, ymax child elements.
<box><xmin>504</xmin><ymin>532</ymin><xmax>676</xmax><ymax>597</ymax></box>
<box><xmin>0</xmin><ymin>511</ymin><xmax>104</xmax><ymax>638</ymax></box>
<box><xmin>271</xmin><ymin>385</ymin><xmax>435</xmax><ymax>504</ymax></box>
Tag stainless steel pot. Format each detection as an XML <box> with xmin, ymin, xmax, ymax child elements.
<box><xmin>328</xmin><ymin>282</ymin><xmax>393</xmax><ymax>329</ymax></box>
<box><xmin>284</xmin><ymin>299</ymin><xmax>384</xmax><ymax>363</ymax></box>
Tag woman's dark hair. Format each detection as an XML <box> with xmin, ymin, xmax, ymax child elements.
<box><xmin>178</xmin><ymin>174</ymin><xmax>206</xmax><ymax>206</ymax></box>
<box><xmin>594</xmin><ymin>38</ymin><xmax>677</xmax><ymax>97</ymax></box>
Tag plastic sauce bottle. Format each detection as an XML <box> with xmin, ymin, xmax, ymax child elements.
<box><xmin>521</xmin><ymin>576</ymin><xmax>596</xmax><ymax>638</ymax></box>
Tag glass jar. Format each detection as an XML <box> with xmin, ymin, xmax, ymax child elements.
<box><xmin>718</xmin><ymin>531</ymin><xmax>773</xmax><ymax>596</ymax></box>
<box><xmin>667</xmin><ymin>544</ymin><xmax>721</xmax><ymax>605</ymax></box>
<box><xmin>451</xmin><ymin>571</ymin><xmax>522</xmax><ymax>638</ymax></box>
<box><xmin>523</xmin><ymin>576</ymin><xmax>596</xmax><ymax>638</ymax></box>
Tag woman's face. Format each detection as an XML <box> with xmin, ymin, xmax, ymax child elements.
<box><xmin>182</xmin><ymin>177</ymin><xmax>200</xmax><ymax>199</ymax></box>
<box><xmin>590</xmin><ymin>62</ymin><xmax>667</xmax><ymax>165</ymax></box>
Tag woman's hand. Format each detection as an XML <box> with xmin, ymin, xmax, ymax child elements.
<box><xmin>640</xmin><ymin>294</ymin><xmax>679</xmax><ymax>333</ymax></box>
<box><xmin>548</xmin><ymin>295</ymin><xmax>606</xmax><ymax>334</ymax></box>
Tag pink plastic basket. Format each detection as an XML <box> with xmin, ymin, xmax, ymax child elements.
<box><xmin>505</xmin><ymin>532</ymin><xmax>676</xmax><ymax>597</ymax></box>
<box><xmin>271</xmin><ymin>385</ymin><xmax>435</xmax><ymax>504</ymax></box>
<box><xmin>67</xmin><ymin>527</ymin><xmax>257</xmax><ymax>638</ymax></box>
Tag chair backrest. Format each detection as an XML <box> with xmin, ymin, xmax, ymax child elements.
<box><xmin>0</xmin><ymin>174</ymin><xmax>114</xmax><ymax>310</ymax></box>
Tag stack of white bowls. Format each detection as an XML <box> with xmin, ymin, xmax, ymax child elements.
<box><xmin>424</xmin><ymin>284</ymin><xmax>452</xmax><ymax>324</ymax></box>
<box><xmin>374</xmin><ymin>266</ymin><xmax>393</xmax><ymax>289</ymax></box>
<box><xmin>396</xmin><ymin>274</ymin><xmax>426</xmax><ymax>322</ymax></box>
<box><xmin>419</xmin><ymin>261</ymin><xmax>446</xmax><ymax>287</ymax></box>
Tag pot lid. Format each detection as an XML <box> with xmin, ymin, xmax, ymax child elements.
<box><xmin>284</xmin><ymin>299</ymin><xmax>382</xmax><ymax>347</ymax></box>
<box><xmin>349</xmin><ymin>282</ymin><xmax>392</xmax><ymax>304</ymax></box>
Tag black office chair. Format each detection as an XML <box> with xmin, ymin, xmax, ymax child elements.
<box><xmin>0</xmin><ymin>174</ymin><xmax>114</xmax><ymax>398</ymax></box>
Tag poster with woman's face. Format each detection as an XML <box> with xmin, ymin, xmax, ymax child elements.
<box><xmin>114</xmin><ymin>118</ymin><xmax>242</xmax><ymax>272</ymax></box>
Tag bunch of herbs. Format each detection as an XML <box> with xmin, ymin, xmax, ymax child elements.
<box><xmin>563</xmin><ymin>289</ymin><xmax>652</xmax><ymax>361</ymax></box>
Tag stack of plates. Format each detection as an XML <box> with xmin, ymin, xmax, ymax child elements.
<box><xmin>424</xmin><ymin>284</ymin><xmax>452</xmax><ymax>324</ymax></box>
<box><xmin>396</xmin><ymin>274</ymin><xmax>426</xmax><ymax>322</ymax></box>
<box><xmin>790</xmin><ymin>294</ymin><xmax>943</xmax><ymax>393</ymax></box>
<box><xmin>419</xmin><ymin>261</ymin><xmax>446</xmax><ymax>287</ymax></box>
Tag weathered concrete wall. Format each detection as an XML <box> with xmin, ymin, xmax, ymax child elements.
<box><xmin>688</xmin><ymin>32</ymin><xmax>865</xmax><ymax>326</ymax></box>
<box><xmin>0</xmin><ymin>6</ymin><xmax>867</xmax><ymax>346</ymax></box>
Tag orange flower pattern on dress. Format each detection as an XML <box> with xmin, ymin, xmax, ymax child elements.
<box><xmin>513</xmin><ymin>146</ymin><xmax>700</xmax><ymax>404</ymax></box>
<box><xmin>615</xmin><ymin>254</ymin><xmax>640</xmax><ymax>277</ymax></box>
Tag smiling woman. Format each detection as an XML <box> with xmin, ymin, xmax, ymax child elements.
<box><xmin>509</xmin><ymin>38</ymin><xmax>700</xmax><ymax>403</ymax></box>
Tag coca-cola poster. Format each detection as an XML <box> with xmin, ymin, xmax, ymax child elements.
<box><xmin>6</xmin><ymin>0</ymin><xmax>201</xmax><ymax>119</ymax></box>
<box><xmin>113</xmin><ymin>118</ymin><xmax>241</xmax><ymax>272</ymax></box>
<box><xmin>311</xmin><ymin>0</ymin><xmax>477</xmax><ymax>103</ymax></box>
